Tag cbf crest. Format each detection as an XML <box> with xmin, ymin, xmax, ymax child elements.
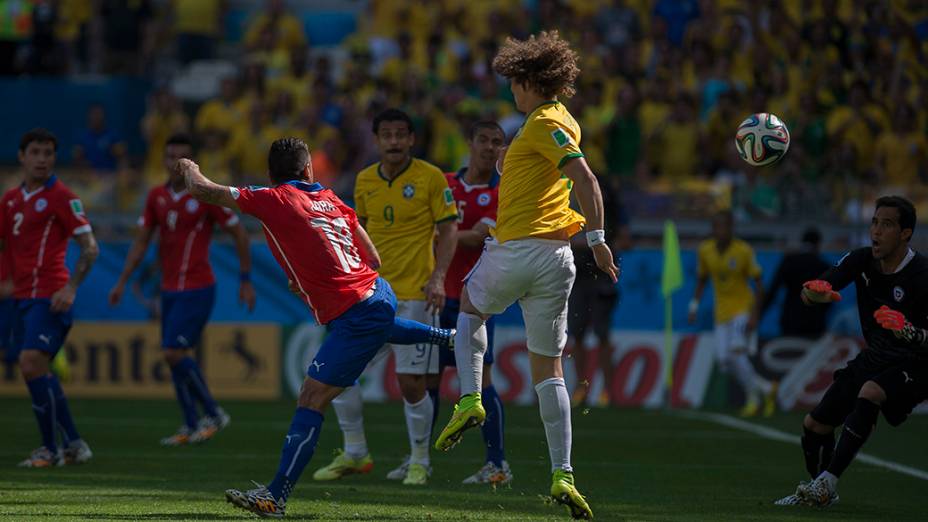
<box><xmin>402</xmin><ymin>183</ymin><xmax>415</xmax><ymax>199</ymax></box>
<box><xmin>893</xmin><ymin>286</ymin><xmax>905</xmax><ymax>302</ymax></box>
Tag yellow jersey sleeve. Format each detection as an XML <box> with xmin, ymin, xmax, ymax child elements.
<box><xmin>741</xmin><ymin>243</ymin><xmax>762</xmax><ymax>279</ymax></box>
<box><xmin>429</xmin><ymin>169</ymin><xmax>458</xmax><ymax>223</ymax></box>
<box><xmin>530</xmin><ymin>115</ymin><xmax>585</xmax><ymax>169</ymax></box>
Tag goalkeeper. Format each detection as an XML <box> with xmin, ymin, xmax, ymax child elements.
<box><xmin>775</xmin><ymin>196</ymin><xmax>928</xmax><ymax>508</ymax></box>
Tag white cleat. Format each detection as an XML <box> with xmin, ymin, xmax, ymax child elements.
<box><xmin>63</xmin><ymin>439</ymin><xmax>93</xmax><ymax>465</ymax></box>
<box><xmin>462</xmin><ymin>460</ymin><xmax>513</xmax><ymax>485</ymax></box>
<box><xmin>386</xmin><ymin>455</ymin><xmax>432</xmax><ymax>480</ymax></box>
<box><xmin>190</xmin><ymin>407</ymin><xmax>232</xmax><ymax>444</ymax></box>
<box><xmin>795</xmin><ymin>478</ymin><xmax>840</xmax><ymax>507</ymax></box>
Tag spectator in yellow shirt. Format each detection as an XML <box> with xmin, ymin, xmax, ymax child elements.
<box><xmin>875</xmin><ymin>103</ymin><xmax>928</xmax><ymax>188</ymax></box>
<box><xmin>243</xmin><ymin>0</ymin><xmax>306</xmax><ymax>51</ymax></box>
<box><xmin>171</xmin><ymin>0</ymin><xmax>226</xmax><ymax>64</ymax></box>
<box><xmin>826</xmin><ymin>81</ymin><xmax>890</xmax><ymax>172</ymax></box>
<box><xmin>652</xmin><ymin>94</ymin><xmax>700</xmax><ymax>182</ymax></box>
<box><xmin>226</xmin><ymin>101</ymin><xmax>284</xmax><ymax>183</ymax></box>
<box><xmin>195</xmin><ymin>76</ymin><xmax>242</xmax><ymax>138</ymax></box>
<box><xmin>142</xmin><ymin>88</ymin><xmax>190</xmax><ymax>185</ymax></box>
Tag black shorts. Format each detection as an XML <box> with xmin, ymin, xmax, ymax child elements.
<box><xmin>567</xmin><ymin>276</ymin><xmax>618</xmax><ymax>343</ymax></box>
<box><xmin>810</xmin><ymin>354</ymin><xmax>928</xmax><ymax>427</ymax></box>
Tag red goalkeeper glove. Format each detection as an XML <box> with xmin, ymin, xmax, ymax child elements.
<box><xmin>801</xmin><ymin>280</ymin><xmax>842</xmax><ymax>304</ymax></box>
<box><xmin>874</xmin><ymin>305</ymin><xmax>927</xmax><ymax>345</ymax></box>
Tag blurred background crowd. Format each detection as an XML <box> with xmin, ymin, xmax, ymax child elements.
<box><xmin>1</xmin><ymin>0</ymin><xmax>926</xmax><ymax>245</ymax></box>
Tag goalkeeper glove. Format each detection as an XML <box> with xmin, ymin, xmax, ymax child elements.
<box><xmin>874</xmin><ymin>305</ymin><xmax>927</xmax><ymax>345</ymax></box>
<box><xmin>801</xmin><ymin>280</ymin><xmax>842</xmax><ymax>304</ymax></box>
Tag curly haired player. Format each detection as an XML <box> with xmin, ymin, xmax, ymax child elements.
<box><xmin>434</xmin><ymin>31</ymin><xmax>618</xmax><ymax>520</ymax></box>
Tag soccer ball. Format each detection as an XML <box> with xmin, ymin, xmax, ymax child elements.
<box><xmin>735</xmin><ymin>112</ymin><xmax>790</xmax><ymax>167</ymax></box>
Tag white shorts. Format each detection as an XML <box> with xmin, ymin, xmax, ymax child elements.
<box><xmin>714</xmin><ymin>313</ymin><xmax>756</xmax><ymax>362</ymax></box>
<box><xmin>383</xmin><ymin>299</ymin><xmax>439</xmax><ymax>375</ymax></box>
<box><xmin>465</xmin><ymin>238</ymin><xmax>576</xmax><ymax>357</ymax></box>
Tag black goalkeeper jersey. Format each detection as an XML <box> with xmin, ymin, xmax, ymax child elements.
<box><xmin>820</xmin><ymin>247</ymin><xmax>928</xmax><ymax>367</ymax></box>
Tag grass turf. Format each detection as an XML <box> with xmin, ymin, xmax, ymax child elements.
<box><xmin>0</xmin><ymin>398</ymin><xmax>926</xmax><ymax>520</ymax></box>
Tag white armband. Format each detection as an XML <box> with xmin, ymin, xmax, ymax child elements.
<box><xmin>586</xmin><ymin>229</ymin><xmax>606</xmax><ymax>247</ymax></box>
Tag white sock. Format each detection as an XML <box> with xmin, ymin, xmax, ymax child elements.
<box><xmin>332</xmin><ymin>385</ymin><xmax>368</xmax><ymax>459</ymax></box>
<box><xmin>404</xmin><ymin>394</ymin><xmax>433</xmax><ymax>466</ymax></box>
<box><xmin>817</xmin><ymin>471</ymin><xmax>839</xmax><ymax>491</ymax></box>
<box><xmin>535</xmin><ymin>377</ymin><xmax>573</xmax><ymax>473</ymax></box>
<box><xmin>732</xmin><ymin>353</ymin><xmax>768</xmax><ymax>398</ymax></box>
<box><xmin>454</xmin><ymin>312</ymin><xmax>487</xmax><ymax>396</ymax></box>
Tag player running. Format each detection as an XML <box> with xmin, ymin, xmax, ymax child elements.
<box><xmin>1</xmin><ymin>129</ymin><xmax>99</xmax><ymax>467</ymax></box>
<box><xmin>776</xmin><ymin>196</ymin><xmax>928</xmax><ymax>507</ymax></box>
<box><xmin>689</xmin><ymin>210</ymin><xmax>777</xmax><ymax>417</ymax></box>
<box><xmin>108</xmin><ymin>134</ymin><xmax>255</xmax><ymax>446</ymax></box>
<box><xmin>313</xmin><ymin>109</ymin><xmax>458</xmax><ymax>486</ymax></box>
<box><xmin>175</xmin><ymin>137</ymin><xmax>453</xmax><ymax>518</ymax></box>
<box><xmin>435</xmin><ymin>32</ymin><xmax>618</xmax><ymax>520</ymax></box>
<box><xmin>429</xmin><ymin>120</ymin><xmax>512</xmax><ymax>485</ymax></box>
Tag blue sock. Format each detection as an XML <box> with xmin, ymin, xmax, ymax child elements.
<box><xmin>389</xmin><ymin>317</ymin><xmax>453</xmax><ymax>348</ymax></box>
<box><xmin>180</xmin><ymin>357</ymin><xmax>219</xmax><ymax>417</ymax></box>
<box><xmin>170</xmin><ymin>361</ymin><xmax>199</xmax><ymax>430</ymax></box>
<box><xmin>481</xmin><ymin>385</ymin><xmax>505</xmax><ymax>466</ymax></box>
<box><xmin>267</xmin><ymin>408</ymin><xmax>324</xmax><ymax>502</ymax></box>
<box><xmin>428</xmin><ymin>387</ymin><xmax>440</xmax><ymax>433</ymax></box>
<box><xmin>26</xmin><ymin>375</ymin><xmax>57</xmax><ymax>452</ymax></box>
<box><xmin>48</xmin><ymin>375</ymin><xmax>80</xmax><ymax>444</ymax></box>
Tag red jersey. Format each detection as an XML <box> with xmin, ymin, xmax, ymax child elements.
<box><xmin>444</xmin><ymin>168</ymin><xmax>500</xmax><ymax>299</ymax></box>
<box><xmin>0</xmin><ymin>176</ymin><xmax>92</xmax><ymax>299</ymax></box>
<box><xmin>139</xmin><ymin>185</ymin><xmax>239</xmax><ymax>291</ymax></box>
<box><xmin>232</xmin><ymin>181</ymin><xmax>378</xmax><ymax>324</ymax></box>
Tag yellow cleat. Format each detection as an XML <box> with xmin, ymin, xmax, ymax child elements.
<box><xmin>551</xmin><ymin>469</ymin><xmax>593</xmax><ymax>520</ymax></box>
<box><xmin>402</xmin><ymin>462</ymin><xmax>428</xmax><ymax>486</ymax></box>
<box><xmin>312</xmin><ymin>450</ymin><xmax>374</xmax><ymax>481</ymax></box>
<box><xmin>739</xmin><ymin>401</ymin><xmax>760</xmax><ymax>417</ymax></box>
<box><xmin>434</xmin><ymin>393</ymin><xmax>485</xmax><ymax>452</ymax></box>
<box><xmin>763</xmin><ymin>381</ymin><xmax>779</xmax><ymax>418</ymax></box>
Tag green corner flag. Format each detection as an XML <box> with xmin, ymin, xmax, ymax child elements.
<box><xmin>662</xmin><ymin>220</ymin><xmax>683</xmax><ymax>406</ymax></box>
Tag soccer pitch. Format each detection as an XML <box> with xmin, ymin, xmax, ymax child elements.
<box><xmin>0</xmin><ymin>398</ymin><xmax>925</xmax><ymax>520</ymax></box>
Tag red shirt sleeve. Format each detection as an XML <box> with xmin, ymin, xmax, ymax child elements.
<box><xmin>232</xmin><ymin>186</ymin><xmax>272</xmax><ymax>221</ymax></box>
<box><xmin>138</xmin><ymin>190</ymin><xmax>158</xmax><ymax>228</ymax></box>
<box><xmin>56</xmin><ymin>189</ymin><xmax>91</xmax><ymax>236</ymax></box>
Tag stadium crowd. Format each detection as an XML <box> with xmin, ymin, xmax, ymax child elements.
<box><xmin>3</xmin><ymin>0</ymin><xmax>928</xmax><ymax>224</ymax></box>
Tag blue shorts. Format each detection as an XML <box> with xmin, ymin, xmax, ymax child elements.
<box><xmin>308</xmin><ymin>278</ymin><xmax>397</xmax><ymax>387</ymax></box>
<box><xmin>12</xmin><ymin>298</ymin><xmax>73</xmax><ymax>357</ymax></box>
<box><xmin>1</xmin><ymin>299</ymin><xmax>16</xmax><ymax>362</ymax></box>
<box><xmin>161</xmin><ymin>285</ymin><xmax>216</xmax><ymax>349</ymax></box>
<box><xmin>439</xmin><ymin>298</ymin><xmax>496</xmax><ymax>368</ymax></box>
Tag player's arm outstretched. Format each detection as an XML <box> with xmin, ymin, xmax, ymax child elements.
<box><xmin>52</xmin><ymin>230</ymin><xmax>99</xmax><ymax>313</ymax></box>
<box><xmin>109</xmin><ymin>225</ymin><xmax>156</xmax><ymax>306</ymax></box>
<box><xmin>562</xmin><ymin>156</ymin><xmax>619</xmax><ymax>283</ymax></box>
<box><xmin>225</xmin><ymin>221</ymin><xmax>256</xmax><ymax>311</ymax></box>
<box><xmin>177</xmin><ymin>158</ymin><xmax>240</xmax><ymax>211</ymax></box>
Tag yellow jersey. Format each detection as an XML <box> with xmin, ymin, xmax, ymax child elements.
<box><xmin>495</xmin><ymin>101</ymin><xmax>585</xmax><ymax>244</ymax></box>
<box><xmin>697</xmin><ymin>238</ymin><xmax>762</xmax><ymax>324</ymax></box>
<box><xmin>354</xmin><ymin>158</ymin><xmax>458</xmax><ymax>300</ymax></box>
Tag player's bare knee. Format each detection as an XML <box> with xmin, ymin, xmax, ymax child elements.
<box><xmin>529</xmin><ymin>352</ymin><xmax>563</xmax><ymax>385</ymax></box>
<box><xmin>803</xmin><ymin>413</ymin><xmax>833</xmax><ymax>434</ymax></box>
<box><xmin>163</xmin><ymin>349</ymin><xmax>185</xmax><ymax>367</ymax></box>
<box><xmin>19</xmin><ymin>350</ymin><xmax>49</xmax><ymax>380</ymax></box>
<box><xmin>298</xmin><ymin>377</ymin><xmax>341</xmax><ymax>411</ymax></box>
<box><xmin>425</xmin><ymin>373</ymin><xmax>441</xmax><ymax>390</ymax></box>
<box><xmin>397</xmin><ymin>373</ymin><xmax>426</xmax><ymax>402</ymax></box>
<box><xmin>460</xmin><ymin>288</ymin><xmax>489</xmax><ymax>321</ymax></box>
<box><xmin>858</xmin><ymin>380</ymin><xmax>887</xmax><ymax>405</ymax></box>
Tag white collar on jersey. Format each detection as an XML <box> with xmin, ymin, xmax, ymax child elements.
<box><xmin>168</xmin><ymin>188</ymin><xmax>188</xmax><ymax>202</ymax></box>
<box><xmin>21</xmin><ymin>185</ymin><xmax>44</xmax><ymax>201</ymax></box>
<box><xmin>892</xmin><ymin>248</ymin><xmax>916</xmax><ymax>274</ymax></box>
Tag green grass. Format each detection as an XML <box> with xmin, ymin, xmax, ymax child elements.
<box><xmin>0</xmin><ymin>398</ymin><xmax>926</xmax><ymax>520</ymax></box>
